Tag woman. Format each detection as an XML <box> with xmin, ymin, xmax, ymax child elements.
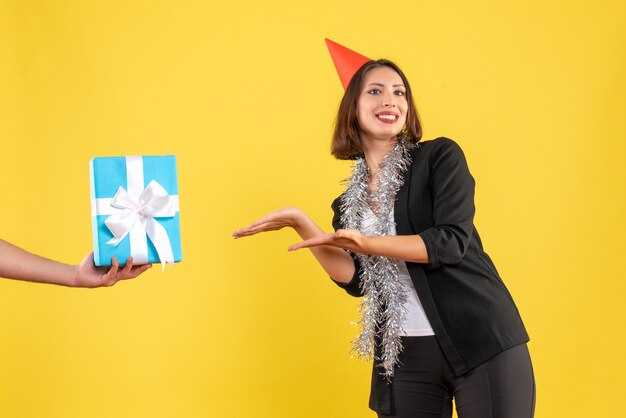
<box><xmin>233</xmin><ymin>59</ymin><xmax>535</xmax><ymax>418</ymax></box>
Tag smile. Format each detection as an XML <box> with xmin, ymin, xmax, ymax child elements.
<box><xmin>375</xmin><ymin>113</ymin><xmax>399</xmax><ymax>123</ymax></box>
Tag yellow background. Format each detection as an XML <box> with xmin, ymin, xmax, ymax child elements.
<box><xmin>1</xmin><ymin>1</ymin><xmax>624</xmax><ymax>417</ymax></box>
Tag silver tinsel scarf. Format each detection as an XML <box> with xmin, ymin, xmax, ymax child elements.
<box><xmin>340</xmin><ymin>138</ymin><xmax>415</xmax><ymax>379</ymax></box>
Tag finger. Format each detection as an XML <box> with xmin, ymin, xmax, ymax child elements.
<box><xmin>233</xmin><ymin>225</ymin><xmax>266</xmax><ymax>237</ymax></box>
<box><xmin>232</xmin><ymin>227</ymin><xmax>262</xmax><ymax>238</ymax></box>
<box><xmin>233</xmin><ymin>223</ymin><xmax>284</xmax><ymax>237</ymax></box>
<box><xmin>288</xmin><ymin>242</ymin><xmax>309</xmax><ymax>251</ymax></box>
<box><xmin>240</xmin><ymin>220</ymin><xmax>282</xmax><ymax>233</ymax></box>
<box><xmin>84</xmin><ymin>251</ymin><xmax>96</xmax><ymax>265</ymax></box>
<box><xmin>232</xmin><ymin>227</ymin><xmax>256</xmax><ymax>238</ymax></box>
<box><xmin>247</xmin><ymin>213</ymin><xmax>282</xmax><ymax>228</ymax></box>
<box><xmin>136</xmin><ymin>263</ymin><xmax>152</xmax><ymax>274</ymax></box>
<box><xmin>232</xmin><ymin>215</ymin><xmax>275</xmax><ymax>238</ymax></box>
<box><xmin>288</xmin><ymin>240</ymin><xmax>318</xmax><ymax>251</ymax></box>
<box><xmin>288</xmin><ymin>233</ymin><xmax>335</xmax><ymax>251</ymax></box>
<box><xmin>232</xmin><ymin>216</ymin><xmax>273</xmax><ymax>235</ymax></box>
<box><xmin>120</xmin><ymin>257</ymin><xmax>134</xmax><ymax>276</ymax></box>
<box><xmin>335</xmin><ymin>229</ymin><xmax>356</xmax><ymax>238</ymax></box>
<box><xmin>104</xmin><ymin>256</ymin><xmax>120</xmax><ymax>286</ymax></box>
<box><xmin>120</xmin><ymin>263</ymin><xmax>152</xmax><ymax>280</ymax></box>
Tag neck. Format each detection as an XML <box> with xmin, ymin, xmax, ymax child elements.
<box><xmin>361</xmin><ymin>135</ymin><xmax>398</xmax><ymax>174</ymax></box>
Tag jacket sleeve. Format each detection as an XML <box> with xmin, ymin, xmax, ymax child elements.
<box><xmin>418</xmin><ymin>138</ymin><xmax>476</xmax><ymax>269</ymax></box>
<box><xmin>330</xmin><ymin>196</ymin><xmax>364</xmax><ymax>297</ymax></box>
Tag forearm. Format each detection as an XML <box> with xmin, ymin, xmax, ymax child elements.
<box><xmin>0</xmin><ymin>240</ymin><xmax>76</xmax><ymax>286</ymax></box>
<box><xmin>292</xmin><ymin>216</ymin><xmax>356</xmax><ymax>283</ymax></box>
<box><xmin>359</xmin><ymin>234</ymin><xmax>430</xmax><ymax>264</ymax></box>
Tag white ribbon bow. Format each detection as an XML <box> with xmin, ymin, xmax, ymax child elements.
<box><xmin>104</xmin><ymin>180</ymin><xmax>177</xmax><ymax>269</ymax></box>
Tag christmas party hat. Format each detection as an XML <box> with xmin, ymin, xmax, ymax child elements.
<box><xmin>325</xmin><ymin>38</ymin><xmax>371</xmax><ymax>90</ymax></box>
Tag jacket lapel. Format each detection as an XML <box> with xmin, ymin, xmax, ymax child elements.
<box><xmin>394</xmin><ymin>149</ymin><xmax>414</xmax><ymax>236</ymax></box>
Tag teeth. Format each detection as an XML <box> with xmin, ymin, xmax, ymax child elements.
<box><xmin>377</xmin><ymin>114</ymin><xmax>397</xmax><ymax>120</ymax></box>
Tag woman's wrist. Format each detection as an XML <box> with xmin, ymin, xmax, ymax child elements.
<box><xmin>289</xmin><ymin>207</ymin><xmax>308</xmax><ymax>231</ymax></box>
<box><xmin>358</xmin><ymin>234</ymin><xmax>372</xmax><ymax>254</ymax></box>
<box><xmin>290</xmin><ymin>209</ymin><xmax>328</xmax><ymax>241</ymax></box>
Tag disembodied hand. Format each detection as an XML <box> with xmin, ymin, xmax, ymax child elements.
<box><xmin>73</xmin><ymin>253</ymin><xmax>152</xmax><ymax>288</ymax></box>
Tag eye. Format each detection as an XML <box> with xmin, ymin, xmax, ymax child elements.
<box><xmin>367</xmin><ymin>89</ymin><xmax>382</xmax><ymax>95</ymax></box>
<box><xmin>394</xmin><ymin>90</ymin><xmax>405</xmax><ymax>97</ymax></box>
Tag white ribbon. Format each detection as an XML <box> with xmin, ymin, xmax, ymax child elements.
<box><xmin>98</xmin><ymin>156</ymin><xmax>178</xmax><ymax>269</ymax></box>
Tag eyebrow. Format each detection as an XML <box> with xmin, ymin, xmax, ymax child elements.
<box><xmin>367</xmin><ymin>82</ymin><xmax>406</xmax><ymax>88</ymax></box>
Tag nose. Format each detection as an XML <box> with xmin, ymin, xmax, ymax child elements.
<box><xmin>381</xmin><ymin>93</ymin><xmax>397</xmax><ymax>108</ymax></box>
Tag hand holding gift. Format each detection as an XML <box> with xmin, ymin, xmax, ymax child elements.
<box><xmin>0</xmin><ymin>240</ymin><xmax>151</xmax><ymax>287</ymax></box>
<box><xmin>74</xmin><ymin>252</ymin><xmax>151</xmax><ymax>287</ymax></box>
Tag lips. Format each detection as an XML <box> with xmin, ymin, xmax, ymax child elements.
<box><xmin>375</xmin><ymin>112</ymin><xmax>399</xmax><ymax>124</ymax></box>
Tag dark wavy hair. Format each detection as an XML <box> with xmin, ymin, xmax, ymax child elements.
<box><xmin>331</xmin><ymin>59</ymin><xmax>422</xmax><ymax>160</ymax></box>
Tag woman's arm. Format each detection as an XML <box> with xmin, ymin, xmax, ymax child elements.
<box><xmin>292</xmin><ymin>138</ymin><xmax>474</xmax><ymax>267</ymax></box>
<box><xmin>288</xmin><ymin>229</ymin><xmax>429</xmax><ymax>264</ymax></box>
<box><xmin>418</xmin><ymin>138</ymin><xmax>475</xmax><ymax>268</ymax></box>
<box><xmin>232</xmin><ymin>207</ymin><xmax>356</xmax><ymax>283</ymax></box>
<box><xmin>0</xmin><ymin>239</ymin><xmax>151</xmax><ymax>287</ymax></box>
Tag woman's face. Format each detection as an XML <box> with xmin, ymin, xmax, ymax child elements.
<box><xmin>356</xmin><ymin>66</ymin><xmax>408</xmax><ymax>143</ymax></box>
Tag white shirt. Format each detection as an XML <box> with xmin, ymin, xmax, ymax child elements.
<box><xmin>360</xmin><ymin>206</ymin><xmax>435</xmax><ymax>337</ymax></box>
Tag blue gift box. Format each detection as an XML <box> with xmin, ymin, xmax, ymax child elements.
<box><xmin>90</xmin><ymin>155</ymin><xmax>183</xmax><ymax>267</ymax></box>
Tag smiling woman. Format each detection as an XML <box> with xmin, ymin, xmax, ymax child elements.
<box><xmin>233</xmin><ymin>55</ymin><xmax>535</xmax><ymax>418</ymax></box>
<box><xmin>332</xmin><ymin>60</ymin><xmax>422</xmax><ymax>161</ymax></box>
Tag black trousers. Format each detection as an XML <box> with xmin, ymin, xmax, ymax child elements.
<box><xmin>373</xmin><ymin>337</ymin><xmax>535</xmax><ymax>418</ymax></box>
